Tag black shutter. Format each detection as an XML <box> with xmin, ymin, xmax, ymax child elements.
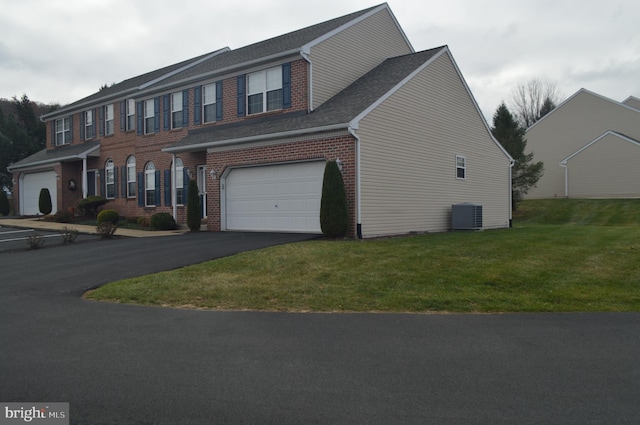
<box><xmin>121</xmin><ymin>166</ymin><xmax>127</xmax><ymax>198</ymax></box>
<box><xmin>154</xmin><ymin>97</ymin><xmax>160</xmax><ymax>133</ymax></box>
<box><xmin>137</xmin><ymin>172</ymin><xmax>144</xmax><ymax>206</ymax></box>
<box><xmin>216</xmin><ymin>81</ymin><xmax>223</xmax><ymax>121</ymax></box>
<box><xmin>137</xmin><ymin>102</ymin><xmax>143</xmax><ymax>136</ymax></box>
<box><xmin>282</xmin><ymin>62</ymin><xmax>291</xmax><ymax>109</ymax></box>
<box><xmin>182</xmin><ymin>89</ymin><xmax>189</xmax><ymax>127</ymax></box>
<box><xmin>154</xmin><ymin>170</ymin><xmax>161</xmax><ymax>206</ymax></box>
<box><xmin>194</xmin><ymin>86</ymin><xmax>201</xmax><ymax>125</ymax></box>
<box><xmin>164</xmin><ymin>169</ymin><xmax>171</xmax><ymax>206</ymax></box>
<box><xmin>120</xmin><ymin>101</ymin><xmax>126</xmax><ymax>132</ymax></box>
<box><xmin>237</xmin><ymin>75</ymin><xmax>245</xmax><ymax>117</ymax></box>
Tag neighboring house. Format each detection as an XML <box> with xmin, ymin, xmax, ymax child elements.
<box><xmin>524</xmin><ymin>89</ymin><xmax>640</xmax><ymax>199</ymax></box>
<box><xmin>8</xmin><ymin>3</ymin><xmax>513</xmax><ymax>238</ymax></box>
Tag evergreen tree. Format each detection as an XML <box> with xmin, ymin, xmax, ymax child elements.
<box><xmin>491</xmin><ymin>102</ymin><xmax>544</xmax><ymax>210</ymax></box>
<box><xmin>39</xmin><ymin>188</ymin><xmax>52</xmax><ymax>215</ymax></box>
<box><xmin>186</xmin><ymin>179</ymin><xmax>201</xmax><ymax>231</ymax></box>
<box><xmin>320</xmin><ymin>161</ymin><xmax>348</xmax><ymax>238</ymax></box>
<box><xmin>0</xmin><ymin>190</ymin><xmax>9</xmax><ymax>216</ymax></box>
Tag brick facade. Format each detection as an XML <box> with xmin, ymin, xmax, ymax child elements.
<box><xmin>13</xmin><ymin>58</ymin><xmax>357</xmax><ymax>234</ymax></box>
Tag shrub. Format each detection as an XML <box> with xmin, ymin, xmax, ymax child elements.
<box><xmin>0</xmin><ymin>191</ymin><xmax>9</xmax><ymax>216</ymax></box>
<box><xmin>96</xmin><ymin>222</ymin><xmax>117</xmax><ymax>239</ymax></box>
<box><xmin>45</xmin><ymin>210</ymin><xmax>72</xmax><ymax>223</ymax></box>
<box><xmin>186</xmin><ymin>179</ymin><xmax>201</xmax><ymax>231</ymax></box>
<box><xmin>137</xmin><ymin>217</ymin><xmax>151</xmax><ymax>228</ymax></box>
<box><xmin>97</xmin><ymin>209</ymin><xmax>120</xmax><ymax>224</ymax></box>
<box><xmin>60</xmin><ymin>226</ymin><xmax>78</xmax><ymax>244</ymax></box>
<box><xmin>150</xmin><ymin>212</ymin><xmax>177</xmax><ymax>230</ymax></box>
<box><xmin>126</xmin><ymin>216</ymin><xmax>139</xmax><ymax>225</ymax></box>
<box><xmin>39</xmin><ymin>188</ymin><xmax>52</xmax><ymax>216</ymax></box>
<box><xmin>26</xmin><ymin>232</ymin><xmax>45</xmax><ymax>249</ymax></box>
<box><xmin>78</xmin><ymin>196</ymin><xmax>109</xmax><ymax>217</ymax></box>
<box><xmin>320</xmin><ymin>160</ymin><xmax>348</xmax><ymax>238</ymax></box>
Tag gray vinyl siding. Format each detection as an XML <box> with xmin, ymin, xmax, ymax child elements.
<box><xmin>565</xmin><ymin>134</ymin><xmax>640</xmax><ymax>198</ymax></box>
<box><xmin>310</xmin><ymin>8</ymin><xmax>412</xmax><ymax>109</ymax></box>
<box><xmin>357</xmin><ymin>53</ymin><xmax>511</xmax><ymax>238</ymax></box>
<box><xmin>525</xmin><ymin>90</ymin><xmax>640</xmax><ymax>199</ymax></box>
<box><xmin>623</xmin><ymin>97</ymin><xmax>640</xmax><ymax>110</ymax></box>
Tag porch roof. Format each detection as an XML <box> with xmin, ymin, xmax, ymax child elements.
<box><xmin>7</xmin><ymin>141</ymin><xmax>101</xmax><ymax>172</ymax></box>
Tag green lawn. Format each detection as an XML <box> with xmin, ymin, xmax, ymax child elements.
<box><xmin>85</xmin><ymin>200</ymin><xmax>640</xmax><ymax>313</ymax></box>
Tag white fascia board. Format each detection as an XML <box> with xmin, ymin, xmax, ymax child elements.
<box><xmin>163</xmin><ymin>123</ymin><xmax>349</xmax><ymax>153</ymax></box>
<box><xmin>301</xmin><ymin>4</ymin><xmax>414</xmax><ymax>55</ymax></box>
<box><xmin>7</xmin><ymin>144</ymin><xmax>101</xmax><ymax>172</ymax></box>
<box><xmin>560</xmin><ymin>131</ymin><xmax>640</xmax><ymax>165</ymax></box>
<box><xmin>348</xmin><ymin>47</ymin><xmax>448</xmax><ymax>130</ymax></box>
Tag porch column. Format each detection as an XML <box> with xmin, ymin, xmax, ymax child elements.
<box><xmin>82</xmin><ymin>157</ymin><xmax>88</xmax><ymax>198</ymax></box>
<box><xmin>171</xmin><ymin>153</ymin><xmax>177</xmax><ymax>220</ymax></box>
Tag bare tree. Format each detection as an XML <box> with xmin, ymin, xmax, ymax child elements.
<box><xmin>510</xmin><ymin>78</ymin><xmax>564</xmax><ymax>128</ymax></box>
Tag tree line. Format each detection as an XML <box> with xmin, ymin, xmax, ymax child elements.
<box><xmin>0</xmin><ymin>95</ymin><xmax>58</xmax><ymax>191</ymax></box>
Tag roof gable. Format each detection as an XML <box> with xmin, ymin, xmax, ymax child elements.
<box><xmin>527</xmin><ymin>88</ymin><xmax>640</xmax><ymax>132</ymax></box>
<box><xmin>561</xmin><ymin>130</ymin><xmax>640</xmax><ymax>164</ymax></box>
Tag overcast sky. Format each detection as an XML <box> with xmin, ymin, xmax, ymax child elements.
<box><xmin>1</xmin><ymin>0</ymin><xmax>638</xmax><ymax>121</ymax></box>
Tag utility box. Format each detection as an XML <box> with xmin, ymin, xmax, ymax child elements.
<box><xmin>452</xmin><ymin>203</ymin><xmax>483</xmax><ymax>230</ymax></box>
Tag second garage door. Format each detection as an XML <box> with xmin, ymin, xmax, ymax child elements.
<box><xmin>21</xmin><ymin>170</ymin><xmax>58</xmax><ymax>216</ymax></box>
<box><xmin>224</xmin><ymin>161</ymin><xmax>325</xmax><ymax>233</ymax></box>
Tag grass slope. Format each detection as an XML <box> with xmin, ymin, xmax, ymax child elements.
<box><xmin>86</xmin><ymin>200</ymin><xmax>640</xmax><ymax>313</ymax></box>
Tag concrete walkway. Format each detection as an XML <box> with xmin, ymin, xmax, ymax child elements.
<box><xmin>0</xmin><ymin>217</ymin><xmax>188</xmax><ymax>237</ymax></box>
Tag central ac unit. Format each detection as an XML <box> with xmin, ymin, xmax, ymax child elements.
<box><xmin>451</xmin><ymin>203</ymin><xmax>483</xmax><ymax>230</ymax></box>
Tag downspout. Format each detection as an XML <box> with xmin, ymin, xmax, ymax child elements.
<box><xmin>348</xmin><ymin>126</ymin><xmax>363</xmax><ymax>239</ymax></box>
<box><xmin>171</xmin><ymin>153</ymin><xmax>177</xmax><ymax>220</ymax></box>
<box><xmin>560</xmin><ymin>161</ymin><xmax>568</xmax><ymax>198</ymax></box>
<box><xmin>300</xmin><ymin>49</ymin><xmax>314</xmax><ymax>112</ymax></box>
<box><xmin>509</xmin><ymin>158</ymin><xmax>515</xmax><ymax>228</ymax></box>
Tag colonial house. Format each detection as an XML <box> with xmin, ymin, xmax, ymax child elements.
<box><xmin>525</xmin><ymin>89</ymin><xmax>640</xmax><ymax>199</ymax></box>
<box><xmin>8</xmin><ymin>3</ymin><xmax>513</xmax><ymax>238</ymax></box>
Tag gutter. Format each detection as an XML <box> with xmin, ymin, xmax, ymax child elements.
<box><xmin>7</xmin><ymin>145</ymin><xmax>101</xmax><ymax>172</ymax></box>
<box><xmin>162</xmin><ymin>123</ymin><xmax>350</xmax><ymax>154</ymax></box>
<box><xmin>348</xmin><ymin>126</ymin><xmax>363</xmax><ymax>239</ymax></box>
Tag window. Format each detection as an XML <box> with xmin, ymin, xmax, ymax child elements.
<box><xmin>171</xmin><ymin>92</ymin><xmax>183</xmax><ymax>129</ymax></box>
<box><xmin>84</xmin><ymin>111</ymin><xmax>93</xmax><ymax>139</ymax></box>
<box><xmin>126</xmin><ymin>99</ymin><xmax>135</xmax><ymax>131</ymax></box>
<box><xmin>174</xmin><ymin>158</ymin><xmax>184</xmax><ymax>205</ymax></box>
<box><xmin>456</xmin><ymin>155</ymin><xmax>466</xmax><ymax>179</ymax></box>
<box><xmin>126</xmin><ymin>156</ymin><xmax>136</xmax><ymax>197</ymax></box>
<box><xmin>144</xmin><ymin>99</ymin><xmax>154</xmax><ymax>134</ymax></box>
<box><xmin>105</xmin><ymin>159</ymin><xmax>115</xmax><ymax>198</ymax></box>
<box><xmin>104</xmin><ymin>104</ymin><xmax>114</xmax><ymax>136</ymax></box>
<box><xmin>145</xmin><ymin>162</ymin><xmax>156</xmax><ymax>206</ymax></box>
<box><xmin>247</xmin><ymin>66</ymin><xmax>282</xmax><ymax>115</ymax></box>
<box><xmin>55</xmin><ymin>117</ymin><xmax>71</xmax><ymax>145</ymax></box>
<box><xmin>203</xmin><ymin>84</ymin><xmax>216</xmax><ymax>123</ymax></box>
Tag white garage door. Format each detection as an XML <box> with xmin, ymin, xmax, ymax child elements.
<box><xmin>225</xmin><ymin>161</ymin><xmax>325</xmax><ymax>233</ymax></box>
<box><xmin>22</xmin><ymin>171</ymin><xmax>58</xmax><ymax>215</ymax></box>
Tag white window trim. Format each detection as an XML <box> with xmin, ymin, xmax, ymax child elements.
<box><xmin>202</xmin><ymin>84</ymin><xmax>216</xmax><ymax>124</ymax></box>
<box><xmin>174</xmin><ymin>158</ymin><xmax>184</xmax><ymax>205</ymax></box>
<box><xmin>104</xmin><ymin>104</ymin><xmax>114</xmax><ymax>136</ymax></box>
<box><xmin>171</xmin><ymin>92</ymin><xmax>183</xmax><ymax>129</ymax></box>
<box><xmin>84</xmin><ymin>111</ymin><xmax>93</xmax><ymax>140</ymax></box>
<box><xmin>144</xmin><ymin>99</ymin><xmax>154</xmax><ymax>134</ymax></box>
<box><xmin>105</xmin><ymin>159</ymin><xmax>115</xmax><ymax>199</ymax></box>
<box><xmin>126</xmin><ymin>156</ymin><xmax>136</xmax><ymax>198</ymax></box>
<box><xmin>126</xmin><ymin>99</ymin><xmax>135</xmax><ymax>132</ymax></box>
<box><xmin>456</xmin><ymin>155</ymin><xmax>467</xmax><ymax>180</ymax></box>
<box><xmin>145</xmin><ymin>162</ymin><xmax>156</xmax><ymax>206</ymax></box>
<box><xmin>55</xmin><ymin>117</ymin><xmax>71</xmax><ymax>146</ymax></box>
<box><xmin>247</xmin><ymin>66</ymin><xmax>283</xmax><ymax>115</ymax></box>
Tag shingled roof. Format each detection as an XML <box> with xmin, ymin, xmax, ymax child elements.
<box><xmin>8</xmin><ymin>140</ymin><xmax>100</xmax><ymax>171</ymax></box>
<box><xmin>43</xmin><ymin>4</ymin><xmax>384</xmax><ymax>120</ymax></box>
<box><xmin>165</xmin><ymin>47</ymin><xmax>447</xmax><ymax>153</ymax></box>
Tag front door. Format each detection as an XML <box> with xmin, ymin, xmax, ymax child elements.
<box><xmin>87</xmin><ymin>171</ymin><xmax>97</xmax><ymax>197</ymax></box>
<box><xmin>197</xmin><ymin>165</ymin><xmax>207</xmax><ymax>218</ymax></box>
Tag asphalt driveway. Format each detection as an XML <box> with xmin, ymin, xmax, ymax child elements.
<box><xmin>1</xmin><ymin>232</ymin><xmax>639</xmax><ymax>424</ymax></box>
